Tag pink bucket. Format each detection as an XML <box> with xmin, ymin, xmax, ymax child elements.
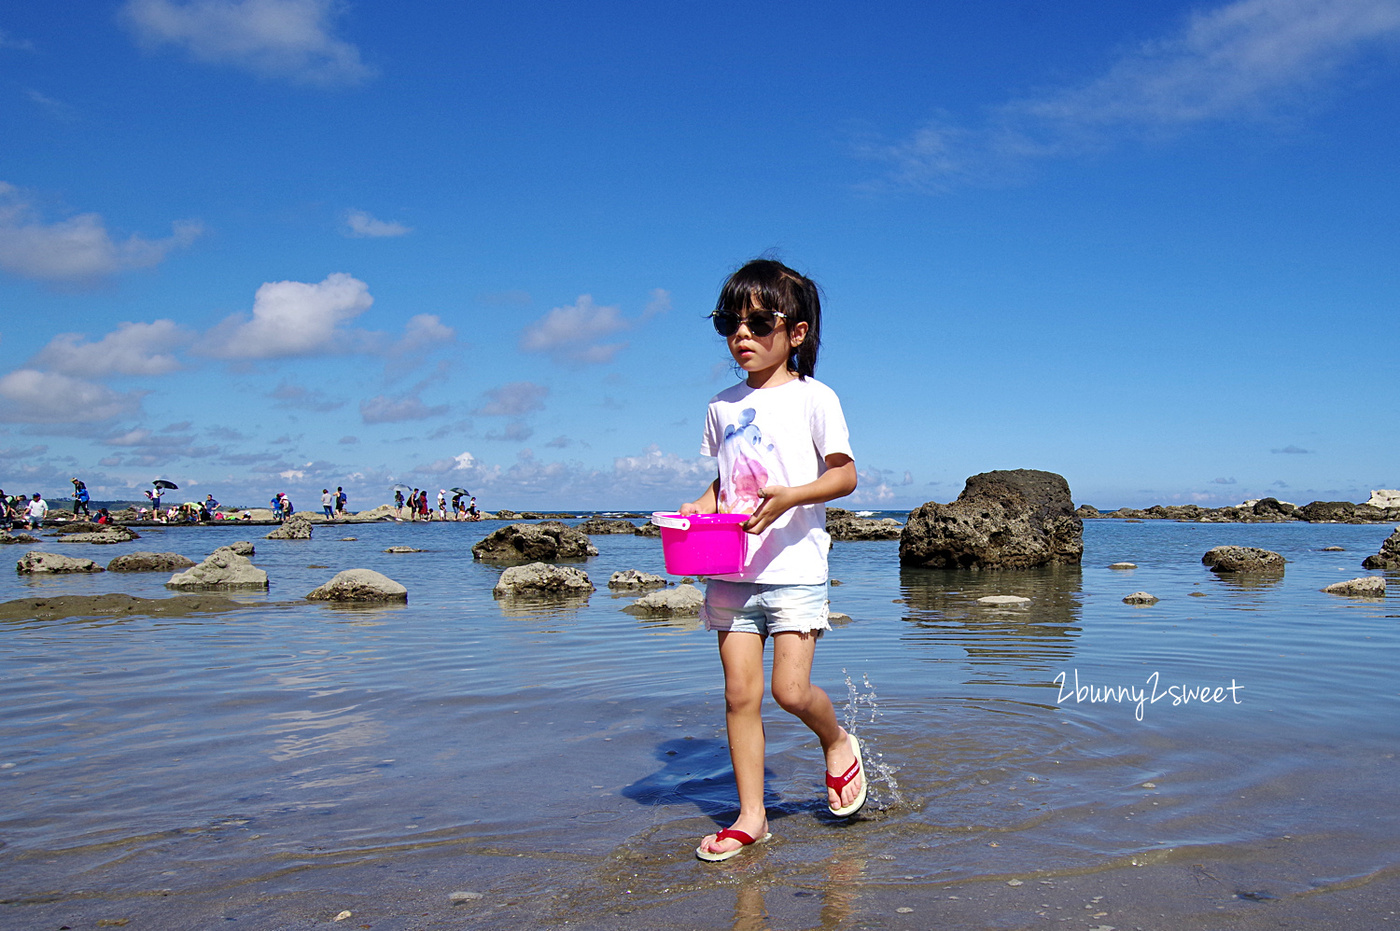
<box><xmin>651</xmin><ymin>512</ymin><xmax>750</xmax><ymax>576</ymax></box>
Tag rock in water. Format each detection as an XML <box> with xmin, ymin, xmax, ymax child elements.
<box><xmin>827</xmin><ymin>507</ymin><xmax>902</xmax><ymax>541</ymax></box>
<box><xmin>898</xmin><ymin>469</ymin><xmax>1083</xmax><ymax>569</ymax></box>
<box><xmin>16</xmin><ymin>552</ymin><xmax>105</xmax><ymax>574</ymax></box>
<box><xmin>166</xmin><ymin>548</ymin><xmax>269</xmax><ymax>590</ymax></box>
<box><xmin>1123</xmin><ymin>591</ymin><xmax>1160</xmax><ymax>604</ymax></box>
<box><xmin>1362</xmin><ymin>528</ymin><xmax>1400</xmax><ymax>570</ymax></box>
<box><xmin>1201</xmin><ymin>546</ymin><xmax>1286</xmax><ymax>573</ymax></box>
<box><xmin>608</xmin><ymin>569</ymin><xmax>669</xmax><ymax>590</ymax></box>
<box><xmin>57</xmin><ymin>526</ymin><xmax>139</xmax><ymax>544</ymax></box>
<box><xmin>306</xmin><ymin>569</ymin><xmax>408</xmax><ymax>603</ymax></box>
<box><xmin>473</xmin><ymin>521</ymin><xmax>598</xmax><ymax>563</ymax></box>
<box><xmin>1321</xmin><ymin>577</ymin><xmax>1386</xmax><ymax>597</ymax></box>
<box><xmin>227</xmin><ymin>541</ymin><xmax>255</xmax><ymax>556</ymax></box>
<box><xmin>0</xmin><ymin>532</ymin><xmax>39</xmax><ymax>545</ymax></box>
<box><xmin>622</xmin><ymin>584</ymin><xmax>705</xmax><ymax>616</ymax></box>
<box><xmin>579</xmin><ymin>518</ymin><xmax>639</xmax><ymax>534</ymax></box>
<box><xmin>493</xmin><ymin>562</ymin><xmax>594</xmax><ymax>596</ymax></box>
<box><xmin>265</xmin><ymin>516</ymin><xmax>313</xmax><ymax>540</ymax></box>
<box><xmin>107</xmin><ymin>552</ymin><xmax>197</xmax><ymax>572</ymax></box>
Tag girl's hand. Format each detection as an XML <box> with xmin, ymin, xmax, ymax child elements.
<box><xmin>743</xmin><ymin>485</ymin><xmax>800</xmax><ymax>534</ymax></box>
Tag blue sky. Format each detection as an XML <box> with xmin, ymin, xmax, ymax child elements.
<box><xmin>1</xmin><ymin>0</ymin><xmax>1396</xmax><ymax>512</ymax></box>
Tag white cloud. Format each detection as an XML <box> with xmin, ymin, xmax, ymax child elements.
<box><xmin>344</xmin><ymin>209</ymin><xmax>411</xmax><ymax>238</ymax></box>
<box><xmin>122</xmin><ymin>0</ymin><xmax>375</xmax><ymax>86</ymax></box>
<box><xmin>643</xmin><ymin>288</ymin><xmax>671</xmax><ymax>319</ymax></box>
<box><xmin>32</xmin><ymin>320</ymin><xmax>190</xmax><ymax>376</ymax></box>
<box><xmin>0</xmin><ymin>369</ymin><xmax>143</xmax><ymax>423</ymax></box>
<box><xmin>520</xmin><ymin>294</ymin><xmax>629</xmax><ymax>364</ymax></box>
<box><xmin>474</xmin><ymin>381</ymin><xmax>548</xmax><ymax>417</ymax></box>
<box><xmin>359</xmin><ymin>393</ymin><xmax>448</xmax><ymax>424</ymax></box>
<box><xmin>206</xmin><ymin>272</ymin><xmax>374</xmax><ymax>358</ymax></box>
<box><xmin>0</xmin><ymin>182</ymin><xmax>202</xmax><ymax>285</ymax></box>
<box><xmin>873</xmin><ymin>0</ymin><xmax>1400</xmax><ymax>188</ymax></box>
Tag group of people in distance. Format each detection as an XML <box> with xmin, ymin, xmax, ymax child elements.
<box><xmin>393</xmin><ymin>487</ymin><xmax>478</xmax><ymax>521</ymax></box>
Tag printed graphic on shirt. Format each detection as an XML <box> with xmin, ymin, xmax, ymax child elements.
<box><xmin>718</xmin><ymin>408</ymin><xmax>776</xmax><ymax>514</ymax></box>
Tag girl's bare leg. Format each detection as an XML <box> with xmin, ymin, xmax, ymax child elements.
<box><xmin>770</xmin><ymin>631</ymin><xmax>862</xmax><ymax>811</ymax></box>
<box><xmin>698</xmin><ymin>631</ymin><xmax>769</xmax><ymax>857</ymax></box>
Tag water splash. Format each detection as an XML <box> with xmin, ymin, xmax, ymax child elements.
<box><xmin>842</xmin><ymin>668</ymin><xmax>904</xmax><ymax>809</ymax></box>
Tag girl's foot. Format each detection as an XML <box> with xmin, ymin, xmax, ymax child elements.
<box><xmin>824</xmin><ymin>728</ymin><xmax>864</xmax><ymax>812</ymax></box>
<box><xmin>697</xmin><ymin>815</ymin><xmax>769</xmax><ymax>860</ymax></box>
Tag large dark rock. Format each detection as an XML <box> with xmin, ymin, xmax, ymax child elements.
<box><xmin>579</xmin><ymin>518</ymin><xmax>639</xmax><ymax>535</ymax></box>
<box><xmin>898</xmin><ymin>469</ymin><xmax>1083</xmax><ymax>569</ymax></box>
<box><xmin>827</xmin><ymin>507</ymin><xmax>902</xmax><ymax>541</ymax></box>
<box><xmin>1299</xmin><ymin>501</ymin><xmax>1356</xmax><ymax>523</ymax></box>
<box><xmin>108</xmin><ymin>552</ymin><xmax>197</xmax><ymax>572</ymax></box>
<box><xmin>1362</xmin><ymin>528</ymin><xmax>1400</xmax><ymax>570</ymax></box>
<box><xmin>1202</xmin><ymin>546</ymin><xmax>1286</xmax><ymax>573</ymax></box>
<box><xmin>472</xmin><ymin>521</ymin><xmax>598</xmax><ymax>563</ymax></box>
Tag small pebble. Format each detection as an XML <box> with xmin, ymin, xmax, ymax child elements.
<box><xmin>896</xmin><ymin>906</ymin><xmax>913</xmax><ymax>913</ymax></box>
<box><xmin>1142</xmin><ymin>782</ymin><xmax>1157</xmax><ymax>789</ymax></box>
<box><xmin>1108</xmin><ymin>562</ymin><xmax>1137</xmax><ymax>570</ymax></box>
<box><xmin>333</xmin><ymin>911</ymin><xmax>352</xmax><ymax>922</ymax></box>
<box><xmin>1007</xmin><ymin>879</ymin><xmax>1023</xmax><ymax>886</ymax></box>
<box><xmin>1188</xmin><ymin>591</ymin><xmax>1207</xmax><ymax>597</ymax></box>
<box><xmin>1122</xmin><ymin>591</ymin><xmax>1158</xmax><ymax>605</ymax></box>
<box><xmin>977</xmin><ymin>594</ymin><xmax>1030</xmax><ymax>605</ymax></box>
<box><xmin>450</xmin><ymin>891</ymin><xmax>484</xmax><ymax>905</ymax></box>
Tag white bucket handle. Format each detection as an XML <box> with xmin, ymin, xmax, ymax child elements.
<box><xmin>650</xmin><ymin>512</ymin><xmax>690</xmax><ymax>531</ymax></box>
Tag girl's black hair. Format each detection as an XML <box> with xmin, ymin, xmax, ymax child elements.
<box><xmin>715</xmin><ymin>258</ymin><xmax>822</xmax><ymax>378</ymax></box>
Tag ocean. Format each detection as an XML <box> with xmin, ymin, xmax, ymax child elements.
<box><xmin>1</xmin><ymin>516</ymin><xmax>1396</xmax><ymax>929</ymax></box>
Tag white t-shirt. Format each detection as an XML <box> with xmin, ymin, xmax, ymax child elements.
<box><xmin>701</xmin><ymin>376</ymin><xmax>853</xmax><ymax>584</ymax></box>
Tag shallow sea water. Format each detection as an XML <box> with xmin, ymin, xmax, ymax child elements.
<box><xmin>1</xmin><ymin>517</ymin><xmax>1397</xmax><ymax>930</ymax></box>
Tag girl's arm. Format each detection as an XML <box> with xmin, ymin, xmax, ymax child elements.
<box><xmin>679</xmin><ymin>478</ymin><xmax>720</xmax><ymax>516</ymax></box>
<box><xmin>744</xmin><ymin>453</ymin><xmax>857</xmax><ymax>535</ymax></box>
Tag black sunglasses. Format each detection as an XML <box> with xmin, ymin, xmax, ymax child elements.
<box><xmin>709</xmin><ymin>309</ymin><xmax>787</xmax><ymax>338</ymax></box>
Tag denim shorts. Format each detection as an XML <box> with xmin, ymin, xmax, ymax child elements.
<box><xmin>701</xmin><ymin>579</ymin><xmax>830</xmax><ymax>637</ymax></box>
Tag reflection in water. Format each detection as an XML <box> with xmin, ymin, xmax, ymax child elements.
<box><xmin>493</xmin><ymin>592</ymin><xmax>593</xmax><ymax>620</ymax></box>
<box><xmin>896</xmin><ymin>565</ymin><xmax>1083</xmax><ymax>685</ymax></box>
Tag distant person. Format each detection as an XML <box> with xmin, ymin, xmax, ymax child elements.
<box><xmin>271</xmin><ymin>494</ymin><xmax>284</xmax><ymax>522</ymax></box>
<box><xmin>321</xmin><ymin>488</ymin><xmax>334</xmax><ymax>519</ymax></box>
<box><xmin>419</xmin><ymin>489</ymin><xmax>430</xmax><ymax>521</ymax></box>
<box><xmin>205</xmin><ymin>493</ymin><xmax>219</xmax><ymax>511</ymax></box>
<box><xmin>281</xmin><ymin>495</ymin><xmax>294</xmax><ymax>520</ymax></box>
<box><xmin>25</xmin><ymin>493</ymin><xmax>49</xmax><ymax>530</ymax></box>
<box><xmin>96</xmin><ymin>507</ymin><xmax>112</xmax><ymax>525</ymax></box>
<box><xmin>146</xmin><ymin>488</ymin><xmax>163</xmax><ymax>512</ymax></box>
<box><xmin>681</xmin><ymin>259</ymin><xmax>862</xmax><ymax>862</ymax></box>
<box><xmin>408</xmin><ymin>488</ymin><xmax>420</xmax><ymax>521</ymax></box>
<box><xmin>394</xmin><ymin>489</ymin><xmax>405</xmax><ymax>519</ymax></box>
<box><xmin>336</xmin><ymin>486</ymin><xmax>348</xmax><ymax>515</ymax></box>
<box><xmin>451</xmin><ymin>492</ymin><xmax>464</xmax><ymax>520</ymax></box>
<box><xmin>468</xmin><ymin>495</ymin><xmax>479</xmax><ymax>519</ymax></box>
<box><xmin>437</xmin><ymin>489</ymin><xmax>447</xmax><ymax>520</ymax></box>
<box><xmin>0</xmin><ymin>489</ymin><xmax>12</xmax><ymax>530</ymax></box>
<box><xmin>71</xmin><ymin>478</ymin><xmax>90</xmax><ymax>517</ymax></box>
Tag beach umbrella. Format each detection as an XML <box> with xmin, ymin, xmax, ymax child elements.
<box><xmin>391</xmin><ymin>483</ymin><xmax>412</xmax><ymax>494</ymax></box>
<box><xmin>153</xmin><ymin>480</ymin><xmax>179</xmax><ymax>490</ymax></box>
<box><xmin>449</xmin><ymin>487</ymin><xmax>469</xmax><ymax>495</ymax></box>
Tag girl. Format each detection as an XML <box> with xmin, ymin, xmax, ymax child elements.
<box><xmin>682</xmin><ymin>258</ymin><xmax>865</xmax><ymax>862</ymax></box>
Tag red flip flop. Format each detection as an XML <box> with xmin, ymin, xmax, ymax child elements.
<box><xmin>695</xmin><ymin>827</ymin><xmax>772</xmax><ymax>862</ymax></box>
<box><xmin>826</xmin><ymin>732</ymin><xmax>868</xmax><ymax>817</ymax></box>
